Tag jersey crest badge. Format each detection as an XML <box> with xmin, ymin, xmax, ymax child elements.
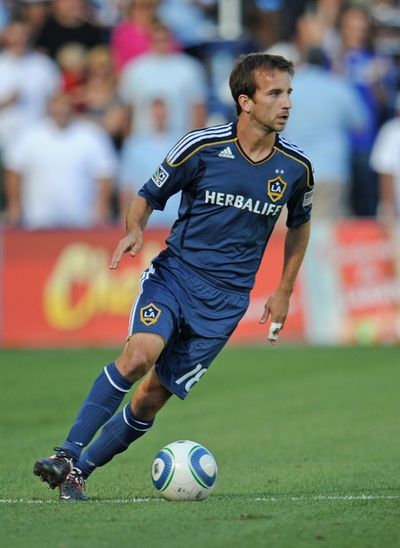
<box><xmin>151</xmin><ymin>165</ymin><xmax>169</xmax><ymax>188</ymax></box>
<box><xmin>267</xmin><ymin>176</ymin><xmax>287</xmax><ymax>202</ymax></box>
<box><xmin>140</xmin><ymin>303</ymin><xmax>161</xmax><ymax>326</ymax></box>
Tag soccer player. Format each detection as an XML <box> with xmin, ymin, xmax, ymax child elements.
<box><xmin>33</xmin><ymin>53</ymin><xmax>314</xmax><ymax>501</ymax></box>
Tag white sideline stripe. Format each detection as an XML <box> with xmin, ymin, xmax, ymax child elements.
<box><xmin>255</xmin><ymin>495</ymin><xmax>400</xmax><ymax>502</ymax></box>
<box><xmin>1</xmin><ymin>495</ymin><xmax>399</xmax><ymax>505</ymax></box>
<box><xmin>127</xmin><ymin>262</ymin><xmax>154</xmax><ymax>335</ymax></box>
<box><xmin>0</xmin><ymin>498</ymin><xmax>157</xmax><ymax>504</ymax></box>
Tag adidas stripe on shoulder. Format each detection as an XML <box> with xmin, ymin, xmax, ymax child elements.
<box><xmin>166</xmin><ymin>123</ymin><xmax>235</xmax><ymax>166</ymax></box>
<box><xmin>276</xmin><ymin>135</ymin><xmax>314</xmax><ymax>188</ymax></box>
<box><xmin>278</xmin><ymin>136</ymin><xmax>312</xmax><ymax>164</ymax></box>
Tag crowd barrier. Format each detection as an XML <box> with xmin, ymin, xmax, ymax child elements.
<box><xmin>1</xmin><ymin>220</ymin><xmax>399</xmax><ymax>347</ymax></box>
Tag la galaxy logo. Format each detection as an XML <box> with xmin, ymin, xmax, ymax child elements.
<box><xmin>267</xmin><ymin>176</ymin><xmax>287</xmax><ymax>202</ymax></box>
<box><xmin>140</xmin><ymin>303</ymin><xmax>161</xmax><ymax>326</ymax></box>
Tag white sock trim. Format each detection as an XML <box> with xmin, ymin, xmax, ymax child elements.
<box><xmin>103</xmin><ymin>366</ymin><xmax>130</xmax><ymax>393</ymax></box>
<box><xmin>122</xmin><ymin>405</ymin><xmax>152</xmax><ymax>432</ymax></box>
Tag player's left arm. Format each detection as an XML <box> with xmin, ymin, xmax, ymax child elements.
<box><xmin>259</xmin><ymin>221</ymin><xmax>310</xmax><ymax>342</ymax></box>
<box><xmin>260</xmin><ymin>160</ymin><xmax>314</xmax><ymax>343</ymax></box>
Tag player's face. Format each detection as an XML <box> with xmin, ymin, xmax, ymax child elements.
<box><xmin>248</xmin><ymin>70</ymin><xmax>292</xmax><ymax>133</ymax></box>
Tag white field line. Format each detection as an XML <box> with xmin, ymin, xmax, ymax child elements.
<box><xmin>0</xmin><ymin>495</ymin><xmax>399</xmax><ymax>505</ymax></box>
<box><xmin>256</xmin><ymin>495</ymin><xmax>400</xmax><ymax>502</ymax></box>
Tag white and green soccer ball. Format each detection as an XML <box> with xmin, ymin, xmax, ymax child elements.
<box><xmin>151</xmin><ymin>440</ymin><xmax>218</xmax><ymax>501</ymax></box>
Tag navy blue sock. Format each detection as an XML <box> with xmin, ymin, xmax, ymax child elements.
<box><xmin>62</xmin><ymin>363</ymin><xmax>133</xmax><ymax>461</ymax></box>
<box><xmin>76</xmin><ymin>404</ymin><xmax>154</xmax><ymax>478</ymax></box>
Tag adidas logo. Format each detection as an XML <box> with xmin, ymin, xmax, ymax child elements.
<box><xmin>218</xmin><ymin>146</ymin><xmax>235</xmax><ymax>159</ymax></box>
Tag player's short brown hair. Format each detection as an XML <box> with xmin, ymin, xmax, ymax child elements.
<box><xmin>229</xmin><ymin>53</ymin><xmax>294</xmax><ymax>115</ymax></box>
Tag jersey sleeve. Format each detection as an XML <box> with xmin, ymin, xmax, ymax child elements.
<box><xmin>138</xmin><ymin>149</ymin><xmax>200</xmax><ymax>211</ymax></box>
<box><xmin>286</xmin><ymin>165</ymin><xmax>315</xmax><ymax>228</ymax></box>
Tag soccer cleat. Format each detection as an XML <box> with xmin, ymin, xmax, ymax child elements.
<box><xmin>59</xmin><ymin>468</ymin><xmax>89</xmax><ymax>501</ymax></box>
<box><xmin>33</xmin><ymin>447</ymin><xmax>73</xmax><ymax>489</ymax></box>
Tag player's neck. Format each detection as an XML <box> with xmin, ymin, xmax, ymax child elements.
<box><xmin>236</xmin><ymin>118</ymin><xmax>276</xmax><ymax>163</ymax></box>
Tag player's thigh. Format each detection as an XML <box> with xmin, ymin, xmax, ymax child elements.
<box><xmin>120</xmin><ymin>263</ymin><xmax>180</xmax><ymax>381</ymax></box>
<box><xmin>127</xmin><ymin>263</ymin><xmax>179</xmax><ymax>344</ymax></box>
<box><xmin>116</xmin><ymin>332</ymin><xmax>166</xmax><ymax>381</ymax></box>
<box><xmin>154</xmin><ymin>334</ymin><xmax>229</xmax><ymax>400</ymax></box>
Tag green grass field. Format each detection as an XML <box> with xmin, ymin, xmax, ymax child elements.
<box><xmin>1</xmin><ymin>345</ymin><xmax>399</xmax><ymax>548</ymax></box>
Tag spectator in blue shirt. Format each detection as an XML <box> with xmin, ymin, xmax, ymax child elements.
<box><xmin>283</xmin><ymin>47</ymin><xmax>367</xmax><ymax>219</ymax></box>
<box><xmin>118</xmin><ymin>98</ymin><xmax>181</xmax><ymax>228</ymax></box>
<box><xmin>332</xmin><ymin>4</ymin><xmax>396</xmax><ymax>217</ymax></box>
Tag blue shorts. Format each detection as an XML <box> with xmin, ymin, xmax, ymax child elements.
<box><xmin>128</xmin><ymin>253</ymin><xmax>249</xmax><ymax>399</ymax></box>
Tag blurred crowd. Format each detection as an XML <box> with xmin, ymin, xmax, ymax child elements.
<box><xmin>1</xmin><ymin>0</ymin><xmax>400</xmax><ymax>228</ymax></box>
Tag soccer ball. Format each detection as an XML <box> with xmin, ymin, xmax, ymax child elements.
<box><xmin>151</xmin><ymin>440</ymin><xmax>217</xmax><ymax>501</ymax></box>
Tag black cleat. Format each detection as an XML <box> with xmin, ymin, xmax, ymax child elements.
<box><xmin>59</xmin><ymin>467</ymin><xmax>89</xmax><ymax>501</ymax></box>
<box><xmin>33</xmin><ymin>447</ymin><xmax>73</xmax><ymax>489</ymax></box>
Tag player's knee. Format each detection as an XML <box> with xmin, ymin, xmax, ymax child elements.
<box><xmin>116</xmin><ymin>345</ymin><xmax>155</xmax><ymax>381</ymax></box>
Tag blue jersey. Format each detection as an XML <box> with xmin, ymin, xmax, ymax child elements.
<box><xmin>139</xmin><ymin>122</ymin><xmax>314</xmax><ymax>291</ymax></box>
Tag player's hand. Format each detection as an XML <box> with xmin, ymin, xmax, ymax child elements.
<box><xmin>109</xmin><ymin>228</ymin><xmax>143</xmax><ymax>269</ymax></box>
<box><xmin>259</xmin><ymin>290</ymin><xmax>290</xmax><ymax>344</ymax></box>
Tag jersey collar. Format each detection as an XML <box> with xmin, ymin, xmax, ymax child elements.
<box><xmin>234</xmin><ymin>129</ymin><xmax>278</xmax><ymax>165</ymax></box>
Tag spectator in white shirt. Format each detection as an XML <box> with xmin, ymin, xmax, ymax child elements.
<box><xmin>370</xmin><ymin>93</ymin><xmax>400</xmax><ymax>221</ymax></box>
<box><xmin>119</xmin><ymin>22</ymin><xmax>207</xmax><ymax>136</ymax></box>
<box><xmin>4</xmin><ymin>92</ymin><xmax>118</xmax><ymax>228</ymax></box>
<box><xmin>0</xmin><ymin>18</ymin><xmax>61</xmax><ymax>150</ymax></box>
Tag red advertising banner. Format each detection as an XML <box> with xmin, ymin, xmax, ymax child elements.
<box><xmin>302</xmin><ymin>220</ymin><xmax>400</xmax><ymax>344</ymax></box>
<box><xmin>1</xmin><ymin>228</ymin><xmax>304</xmax><ymax>347</ymax></box>
<box><xmin>333</xmin><ymin>220</ymin><xmax>400</xmax><ymax>343</ymax></box>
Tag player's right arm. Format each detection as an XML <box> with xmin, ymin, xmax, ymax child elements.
<box><xmin>109</xmin><ymin>195</ymin><xmax>153</xmax><ymax>269</ymax></box>
<box><xmin>110</xmin><ymin>130</ymin><xmax>201</xmax><ymax>269</ymax></box>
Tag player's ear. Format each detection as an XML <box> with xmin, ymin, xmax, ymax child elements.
<box><xmin>238</xmin><ymin>94</ymin><xmax>252</xmax><ymax>114</ymax></box>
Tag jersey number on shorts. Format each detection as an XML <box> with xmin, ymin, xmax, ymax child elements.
<box><xmin>175</xmin><ymin>363</ymin><xmax>207</xmax><ymax>393</ymax></box>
